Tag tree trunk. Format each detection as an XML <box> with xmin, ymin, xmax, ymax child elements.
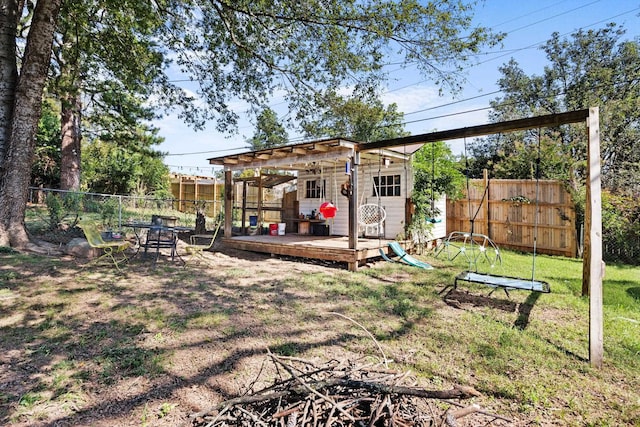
<box><xmin>59</xmin><ymin>92</ymin><xmax>81</xmax><ymax>190</ymax></box>
<box><xmin>0</xmin><ymin>0</ymin><xmax>19</xmax><ymax>168</ymax></box>
<box><xmin>0</xmin><ymin>0</ymin><xmax>62</xmax><ymax>247</ymax></box>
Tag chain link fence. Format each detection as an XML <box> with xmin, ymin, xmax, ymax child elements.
<box><xmin>602</xmin><ymin>235</ymin><xmax>640</xmax><ymax>265</ymax></box>
<box><xmin>26</xmin><ymin>187</ymin><xmax>222</xmax><ymax>232</ymax></box>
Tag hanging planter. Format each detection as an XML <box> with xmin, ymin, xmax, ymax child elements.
<box><xmin>319</xmin><ymin>201</ymin><xmax>338</xmax><ymax>219</ymax></box>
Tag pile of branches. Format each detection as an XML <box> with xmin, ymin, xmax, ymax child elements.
<box><xmin>188</xmin><ymin>350</ymin><xmax>511</xmax><ymax>426</ymax></box>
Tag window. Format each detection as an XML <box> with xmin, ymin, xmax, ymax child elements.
<box><xmin>306</xmin><ymin>179</ymin><xmax>325</xmax><ymax>199</ymax></box>
<box><xmin>373</xmin><ymin>175</ymin><xmax>401</xmax><ymax>197</ymax></box>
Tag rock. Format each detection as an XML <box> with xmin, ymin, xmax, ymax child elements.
<box><xmin>65</xmin><ymin>238</ymin><xmax>99</xmax><ymax>258</ymax></box>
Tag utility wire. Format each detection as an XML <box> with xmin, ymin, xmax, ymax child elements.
<box><xmin>163</xmin><ymin>5</ymin><xmax>639</xmax><ymax>157</ymax></box>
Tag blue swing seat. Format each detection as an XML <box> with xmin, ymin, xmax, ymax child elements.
<box><xmin>455</xmin><ymin>271</ymin><xmax>550</xmax><ymax>295</ymax></box>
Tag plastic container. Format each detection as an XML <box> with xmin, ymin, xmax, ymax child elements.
<box><xmin>269</xmin><ymin>223</ymin><xmax>278</xmax><ymax>235</ymax></box>
<box><xmin>277</xmin><ymin>223</ymin><xmax>286</xmax><ymax>235</ymax></box>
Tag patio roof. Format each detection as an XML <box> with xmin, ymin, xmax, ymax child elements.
<box><xmin>234</xmin><ymin>173</ymin><xmax>296</xmax><ymax>188</ymax></box>
<box><xmin>207</xmin><ymin>137</ymin><xmax>411</xmax><ymax>171</ymax></box>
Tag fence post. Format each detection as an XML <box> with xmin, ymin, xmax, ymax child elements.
<box><xmin>118</xmin><ymin>195</ymin><xmax>122</xmax><ymax>228</ymax></box>
<box><xmin>484</xmin><ymin>169</ymin><xmax>490</xmax><ymax>238</ymax></box>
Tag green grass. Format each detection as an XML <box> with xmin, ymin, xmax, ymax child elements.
<box><xmin>0</xmin><ymin>248</ymin><xmax>638</xmax><ymax>425</ymax></box>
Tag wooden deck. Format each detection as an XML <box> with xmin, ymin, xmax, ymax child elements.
<box><xmin>223</xmin><ymin>234</ymin><xmax>395</xmax><ymax>270</ymax></box>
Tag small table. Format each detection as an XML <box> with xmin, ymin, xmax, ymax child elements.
<box><xmin>287</xmin><ymin>218</ymin><xmax>326</xmax><ymax>235</ymax></box>
<box><xmin>126</xmin><ymin>222</ymin><xmax>193</xmax><ymax>263</ymax></box>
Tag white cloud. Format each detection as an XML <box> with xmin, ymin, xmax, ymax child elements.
<box><xmin>381</xmin><ymin>85</ymin><xmax>440</xmax><ymax>114</ymax></box>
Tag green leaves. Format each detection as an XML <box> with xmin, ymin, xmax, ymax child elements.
<box><xmin>301</xmin><ymin>89</ymin><xmax>409</xmax><ymax>142</ymax></box>
<box><xmin>164</xmin><ymin>0</ymin><xmax>498</xmax><ymax>130</ymax></box>
<box><xmin>477</xmin><ymin>24</ymin><xmax>640</xmax><ymax>195</ymax></box>
<box><xmin>247</xmin><ymin>107</ymin><xmax>288</xmax><ymax>150</ymax></box>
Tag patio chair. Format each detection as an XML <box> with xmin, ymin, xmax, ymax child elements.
<box><xmin>183</xmin><ymin>222</ymin><xmax>221</xmax><ymax>267</ymax></box>
<box><xmin>78</xmin><ymin>222</ymin><xmax>131</xmax><ymax>272</ymax></box>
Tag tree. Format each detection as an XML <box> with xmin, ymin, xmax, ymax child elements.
<box><xmin>0</xmin><ymin>0</ymin><xmax>62</xmax><ymax>247</ymax></box>
<box><xmin>1</xmin><ymin>0</ymin><xmax>499</xmax><ymax>248</ymax></box>
<box><xmin>302</xmin><ymin>88</ymin><xmax>410</xmax><ymax>142</ymax></box>
<box><xmin>80</xmin><ymin>90</ymin><xmax>169</xmax><ymax>195</ymax></box>
<box><xmin>162</xmin><ymin>1</ymin><xmax>499</xmax><ymax>132</ymax></box>
<box><xmin>0</xmin><ymin>0</ymin><xmax>19</xmax><ymax>163</ymax></box>
<box><xmin>413</xmin><ymin>141</ymin><xmax>465</xmax><ymax>217</ymax></box>
<box><xmin>51</xmin><ymin>0</ymin><xmax>170</xmax><ymax>190</ymax></box>
<box><xmin>471</xmin><ymin>24</ymin><xmax>640</xmax><ymax>195</ymax></box>
<box><xmin>247</xmin><ymin>107</ymin><xmax>288</xmax><ymax>150</ymax></box>
<box><xmin>32</xmin><ymin>98</ymin><xmax>61</xmax><ymax>189</ymax></box>
<box><xmin>82</xmin><ymin>136</ymin><xmax>170</xmax><ymax>196</ymax></box>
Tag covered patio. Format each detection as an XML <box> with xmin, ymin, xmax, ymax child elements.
<box><xmin>208</xmin><ymin>138</ymin><xmax>415</xmax><ymax>270</ymax></box>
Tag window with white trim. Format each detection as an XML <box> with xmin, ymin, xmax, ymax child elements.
<box><xmin>373</xmin><ymin>175</ymin><xmax>401</xmax><ymax>197</ymax></box>
<box><xmin>305</xmin><ymin>179</ymin><xmax>325</xmax><ymax>198</ymax></box>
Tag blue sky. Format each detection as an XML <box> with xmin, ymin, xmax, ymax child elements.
<box><xmin>155</xmin><ymin>0</ymin><xmax>640</xmax><ymax>176</ymax></box>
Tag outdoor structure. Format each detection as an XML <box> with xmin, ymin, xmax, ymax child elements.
<box><xmin>208</xmin><ymin>138</ymin><xmax>443</xmax><ymax>271</ymax></box>
<box><xmin>361</xmin><ymin>107</ymin><xmax>603</xmax><ymax>368</ymax></box>
<box><xmin>209</xmin><ymin>107</ymin><xmax>603</xmax><ymax>368</ymax></box>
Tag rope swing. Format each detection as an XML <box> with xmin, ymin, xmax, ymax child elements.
<box><xmin>442</xmin><ymin>133</ymin><xmax>550</xmax><ymax>297</ymax></box>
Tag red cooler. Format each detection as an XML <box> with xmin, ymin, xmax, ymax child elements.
<box><xmin>269</xmin><ymin>223</ymin><xmax>278</xmax><ymax>235</ymax></box>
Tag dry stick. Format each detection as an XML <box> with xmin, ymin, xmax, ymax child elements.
<box><xmin>203</xmin><ymin>404</ymin><xmax>231</xmax><ymax>427</ymax></box>
<box><xmin>268</xmin><ymin>350</ymin><xmax>357</xmax><ymax>423</ymax></box>
<box><xmin>235</xmin><ymin>405</ymin><xmax>269</xmax><ymax>426</ymax></box>
<box><xmin>325</xmin><ymin>311</ymin><xmax>389</xmax><ymax>367</ymax></box>
<box><xmin>443</xmin><ymin>404</ymin><xmax>481</xmax><ymax>427</ymax></box>
<box><xmin>329</xmin><ymin>378</ymin><xmax>481</xmax><ymax>400</ymax></box>
<box><xmin>272</xmin><ymin>406</ymin><xmax>302</xmax><ymax>419</ymax></box>
<box><xmin>324</xmin><ymin>401</ymin><xmax>337</xmax><ymax>427</ymax></box>
<box><xmin>190</xmin><ymin>390</ymin><xmax>290</xmax><ymax>421</ymax></box>
<box><xmin>191</xmin><ymin>376</ymin><xmax>480</xmax><ymax>423</ymax></box>
<box><xmin>445</xmin><ymin>400</ymin><xmax>513</xmax><ymax>423</ymax></box>
<box><xmin>300</xmin><ymin>399</ymin><xmax>311</xmax><ymax>426</ymax></box>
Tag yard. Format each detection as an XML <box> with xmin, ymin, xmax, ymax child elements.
<box><xmin>0</xmin><ymin>240</ymin><xmax>638</xmax><ymax>426</ymax></box>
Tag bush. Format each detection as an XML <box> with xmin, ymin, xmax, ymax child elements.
<box><xmin>602</xmin><ymin>190</ymin><xmax>640</xmax><ymax>264</ymax></box>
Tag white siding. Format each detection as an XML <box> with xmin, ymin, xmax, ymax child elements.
<box><xmin>356</xmin><ymin>160</ymin><xmax>410</xmax><ymax>239</ymax></box>
<box><xmin>297</xmin><ymin>164</ymin><xmax>348</xmax><ymax>235</ymax></box>
<box><xmin>430</xmin><ymin>196</ymin><xmax>447</xmax><ymax>239</ymax></box>
<box><xmin>295</xmin><ymin>160</ymin><xmax>408</xmax><ymax>239</ymax></box>
<box><xmin>294</xmin><ymin>159</ymin><xmax>444</xmax><ymax>240</ymax></box>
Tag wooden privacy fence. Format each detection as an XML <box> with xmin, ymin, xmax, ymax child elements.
<box><xmin>170</xmin><ymin>174</ymin><xmax>223</xmax><ymax>218</ymax></box>
<box><xmin>446</xmin><ymin>174</ymin><xmax>577</xmax><ymax>257</ymax></box>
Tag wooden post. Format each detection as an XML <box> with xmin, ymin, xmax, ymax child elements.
<box><xmin>179</xmin><ymin>175</ymin><xmax>184</xmax><ymax>212</ymax></box>
<box><xmin>348</xmin><ymin>152</ymin><xmax>359</xmax><ymax>271</ymax></box>
<box><xmin>583</xmin><ymin>107</ymin><xmax>603</xmax><ymax>368</ymax></box>
<box><xmin>349</xmin><ymin>153</ymin><xmax>359</xmax><ymax>249</ymax></box>
<box><xmin>213</xmin><ymin>178</ymin><xmax>218</xmax><ymax>219</ymax></box>
<box><xmin>257</xmin><ymin>173</ymin><xmax>264</xmax><ymax>234</ymax></box>
<box><xmin>224</xmin><ymin>170</ymin><xmax>233</xmax><ymax>239</ymax></box>
<box><xmin>241</xmin><ymin>181</ymin><xmax>248</xmax><ymax>235</ymax></box>
<box><xmin>483</xmin><ymin>169</ymin><xmax>490</xmax><ymax>238</ymax></box>
<box><xmin>194</xmin><ymin>177</ymin><xmax>199</xmax><ymax>208</ymax></box>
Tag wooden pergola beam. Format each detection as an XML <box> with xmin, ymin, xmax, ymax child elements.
<box><xmin>358</xmin><ymin>109</ymin><xmax>590</xmax><ymax>150</ymax></box>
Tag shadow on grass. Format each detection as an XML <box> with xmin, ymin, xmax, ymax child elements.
<box><xmin>626</xmin><ymin>287</ymin><xmax>640</xmax><ymax>301</ymax></box>
<box><xmin>514</xmin><ymin>291</ymin><xmax>541</xmax><ymax>330</ymax></box>
<box><xmin>1</xmin><ymin>248</ymin><xmax>434</xmax><ymax>427</ymax></box>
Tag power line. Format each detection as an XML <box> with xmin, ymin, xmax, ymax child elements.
<box><xmin>164</xmin><ymin>147</ymin><xmax>246</xmax><ymax>157</ymax></box>
<box><xmin>162</xmin><ymin>5</ymin><xmax>640</xmax><ymax>157</ymax></box>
